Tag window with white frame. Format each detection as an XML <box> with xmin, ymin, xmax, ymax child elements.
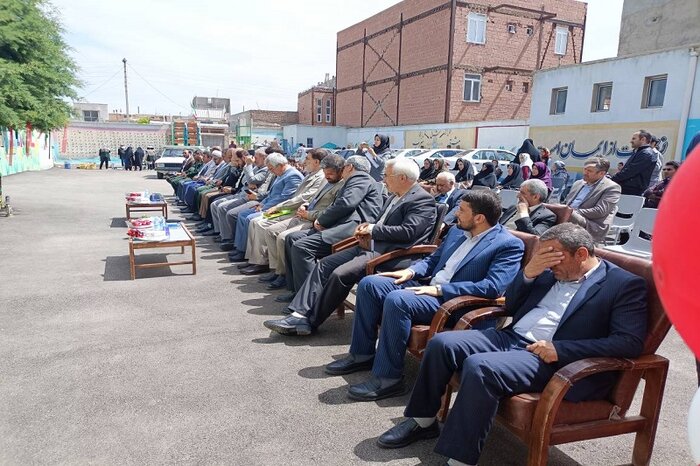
<box><xmin>592</xmin><ymin>82</ymin><xmax>613</xmax><ymax>112</ymax></box>
<box><xmin>555</xmin><ymin>26</ymin><xmax>568</xmax><ymax>55</ymax></box>
<box><xmin>550</xmin><ymin>87</ymin><xmax>567</xmax><ymax>114</ymax></box>
<box><xmin>642</xmin><ymin>75</ymin><xmax>667</xmax><ymax>108</ymax></box>
<box><xmin>464</xmin><ymin>74</ymin><xmax>481</xmax><ymax>102</ymax></box>
<box><xmin>467</xmin><ymin>13</ymin><xmax>487</xmax><ymax>44</ymax></box>
<box><xmin>316</xmin><ymin>98</ymin><xmax>322</xmax><ymax>123</ymax></box>
<box><xmin>83</xmin><ymin>110</ymin><xmax>99</xmax><ymax>122</ymax></box>
<box><xmin>325</xmin><ymin>99</ymin><xmax>332</xmax><ymax>123</ymax></box>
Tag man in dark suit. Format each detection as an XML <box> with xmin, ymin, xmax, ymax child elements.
<box><xmin>499</xmin><ymin>179</ymin><xmax>557</xmax><ymax>236</ymax></box>
<box><xmin>611</xmin><ymin>130</ymin><xmax>657</xmax><ymax>195</ymax></box>
<box><xmin>325</xmin><ymin>190</ymin><xmax>524</xmax><ymax>401</ymax></box>
<box><xmin>434</xmin><ymin>172</ymin><xmax>466</xmax><ymax>226</ymax></box>
<box><xmin>376</xmin><ymin>223</ymin><xmax>647</xmax><ymax>466</ymax></box>
<box><xmin>275</xmin><ymin>156</ymin><xmax>383</xmax><ymax>303</ymax></box>
<box><xmin>264</xmin><ymin>158</ymin><xmax>437</xmax><ymax>335</ymax></box>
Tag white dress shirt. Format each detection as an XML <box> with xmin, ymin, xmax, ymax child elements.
<box><xmin>512</xmin><ymin>260</ymin><xmax>602</xmax><ymax>342</ymax></box>
<box><xmin>425</xmin><ymin>225</ymin><xmax>496</xmax><ymax>286</ymax></box>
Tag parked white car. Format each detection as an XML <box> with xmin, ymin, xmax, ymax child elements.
<box><xmin>155</xmin><ymin>145</ymin><xmax>204</xmax><ymax>179</ymax></box>
<box><xmin>390</xmin><ymin>148</ymin><xmax>428</xmax><ymax>159</ymax></box>
<box><xmin>406</xmin><ymin>148</ymin><xmax>467</xmax><ymax>170</ymax></box>
<box><xmin>408</xmin><ymin>148</ymin><xmax>516</xmax><ymax>175</ymax></box>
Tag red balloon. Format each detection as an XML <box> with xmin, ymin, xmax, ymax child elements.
<box><xmin>652</xmin><ymin>145</ymin><xmax>700</xmax><ymax>358</ymax></box>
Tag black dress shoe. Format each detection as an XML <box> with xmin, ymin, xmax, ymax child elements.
<box><xmin>263</xmin><ymin>316</ymin><xmax>312</xmax><ymax>336</ymax></box>
<box><xmin>347</xmin><ymin>376</ymin><xmax>406</xmax><ymax>401</ymax></box>
<box><xmin>236</xmin><ymin>261</ymin><xmax>250</xmax><ymax>269</ymax></box>
<box><xmin>196</xmin><ymin>227</ymin><xmax>213</xmax><ymax>234</ymax></box>
<box><xmin>266</xmin><ymin>275</ymin><xmax>287</xmax><ymax>289</ymax></box>
<box><xmin>274</xmin><ymin>292</ymin><xmax>295</xmax><ymax>303</ymax></box>
<box><xmin>220</xmin><ymin>242</ymin><xmax>235</xmax><ymax>251</ymax></box>
<box><xmin>377</xmin><ymin>418</ymin><xmax>440</xmax><ymax>449</ymax></box>
<box><xmin>240</xmin><ymin>264</ymin><xmax>270</xmax><ymax>275</ymax></box>
<box><xmin>228</xmin><ymin>253</ymin><xmax>246</xmax><ymax>263</ymax></box>
<box><xmin>201</xmin><ymin>230</ymin><xmax>219</xmax><ymax>236</ymax></box>
<box><xmin>324</xmin><ymin>355</ymin><xmax>374</xmax><ymax>376</ymax></box>
<box><xmin>179</xmin><ymin>208</ymin><xmax>194</xmax><ymax>214</ymax></box>
<box><xmin>258</xmin><ymin>272</ymin><xmax>278</xmax><ymax>283</ymax></box>
<box><xmin>213</xmin><ymin>236</ymin><xmax>223</xmax><ymax>243</ymax></box>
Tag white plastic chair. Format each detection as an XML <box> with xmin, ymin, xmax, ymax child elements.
<box><xmin>603</xmin><ymin>208</ymin><xmax>656</xmax><ymax>259</ymax></box>
<box><xmin>605</xmin><ymin>195</ymin><xmax>645</xmax><ymax>245</ymax></box>
<box><xmin>499</xmin><ymin>189</ymin><xmax>518</xmax><ymax>211</ymax></box>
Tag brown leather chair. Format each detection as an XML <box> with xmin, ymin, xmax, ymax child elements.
<box><xmin>543</xmin><ymin>203</ymin><xmax>572</xmax><ymax>225</ymax></box>
<box><xmin>404</xmin><ymin>230</ymin><xmax>539</xmax><ymax>359</ymax></box>
<box><xmin>434</xmin><ymin>248</ymin><xmax>670</xmax><ymax>466</ymax></box>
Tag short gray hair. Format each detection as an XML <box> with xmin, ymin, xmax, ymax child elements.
<box><xmin>540</xmin><ymin>223</ymin><xmax>595</xmax><ymax>255</ymax></box>
<box><xmin>345</xmin><ymin>155</ymin><xmax>371</xmax><ymax>173</ymax></box>
<box><xmin>521</xmin><ymin>179</ymin><xmax>548</xmax><ymax>202</ymax></box>
<box><xmin>386</xmin><ymin>158</ymin><xmax>419</xmax><ymax>181</ymax></box>
<box><xmin>436</xmin><ymin>171</ymin><xmax>456</xmax><ymax>184</ymax></box>
<box><xmin>320</xmin><ymin>154</ymin><xmax>345</xmax><ymax>171</ymax></box>
<box><xmin>266</xmin><ymin>153</ymin><xmax>288</xmax><ymax>168</ymax></box>
<box><xmin>254</xmin><ymin>148</ymin><xmax>267</xmax><ymax>157</ymax></box>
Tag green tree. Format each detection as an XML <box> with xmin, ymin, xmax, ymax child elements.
<box><xmin>0</xmin><ymin>0</ymin><xmax>79</xmax><ymax>131</ymax></box>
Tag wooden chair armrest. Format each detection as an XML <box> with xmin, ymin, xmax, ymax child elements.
<box><xmin>365</xmin><ymin>245</ymin><xmax>438</xmax><ymax>275</ymax></box>
<box><xmin>529</xmin><ymin>354</ymin><xmax>670</xmax><ymax>446</ymax></box>
<box><xmin>454</xmin><ymin>305</ymin><xmax>508</xmax><ymax>331</ymax></box>
<box><xmin>332</xmin><ymin>237</ymin><xmax>358</xmax><ymax>253</ymax></box>
<box><xmin>428</xmin><ymin>297</ymin><xmax>506</xmax><ymax>339</ymax></box>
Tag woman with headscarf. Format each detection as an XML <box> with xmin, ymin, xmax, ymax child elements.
<box><xmin>472</xmin><ymin>162</ymin><xmax>497</xmax><ymax>189</ymax></box>
<box><xmin>516</xmin><ymin>138</ymin><xmax>541</xmax><ymax>163</ymax></box>
<box><xmin>551</xmin><ymin>160</ymin><xmax>569</xmax><ymax>187</ymax></box>
<box><xmin>418</xmin><ymin>158</ymin><xmax>436</xmax><ymax>182</ymax></box>
<box><xmin>519</xmin><ymin>152</ymin><xmax>534</xmax><ymax>180</ymax></box>
<box><xmin>531</xmin><ymin>161</ymin><xmax>553</xmax><ymax>189</ymax></box>
<box><xmin>358</xmin><ymin>134</ymin><xmax>391</xmax><ymax>181</ymax></box>
<box><xmin>420</xmin><ymin>157</ymin><xmax>448</xmax><ymax>189</ymax></box>
<box><xmin>455</xmin><ymin>158</ymin><xmax>473</xmax><ymax>188</ymax></box>
<box><xmin>498</xmin><ymin>162</ymin><xmax>524</xmax><ymax>189</ymax></box>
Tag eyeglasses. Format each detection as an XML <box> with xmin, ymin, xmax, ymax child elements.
<box><xmin>662</xmin><ymin>168</ymin><xmax>674</xmax><ymax>171</ymax></box>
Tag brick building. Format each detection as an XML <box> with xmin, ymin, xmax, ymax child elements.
<box><xmin>335</xmin><ymin>0</ymin><xmax>586</xmax><ymax>128</ymax></box>
<box><xmin>297</xmin><ymin>74</ymin><xmax>337</xmax><ymax>126</ymax></box>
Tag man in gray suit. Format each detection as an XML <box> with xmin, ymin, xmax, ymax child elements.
<box><xmin>275</xmin><ymin>156</ymin><xmax>383</xmax><ymax>303</ymax></box>
<box><xmin>564</xmin><ymin>157</ymin><xmax>621</xmax><ymax>242</ymax></box>
<box><xmin>264</xmin><ymin>158</ymin><xmax>437</xmax><ymax>335</ymax></box>
<box><xmin>499</xmin><ymin>179</ymin><xmax>557</xmax><ymax>236</ymax></box>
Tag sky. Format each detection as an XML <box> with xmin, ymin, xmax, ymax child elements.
<box><xmin>52</xmin><ymin>0</ymin><xmax>623</xmax><ymax>116</ymax></box>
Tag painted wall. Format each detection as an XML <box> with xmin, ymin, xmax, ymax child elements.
<box><xmin>283</xmin><ymin>125</ymin><xmax>348</xmax><ymax>150</ymax></box>
<box><xmin>1</xmin><ymin>126</ymin><xmax>57</xmax><ymax>176</ymax></box>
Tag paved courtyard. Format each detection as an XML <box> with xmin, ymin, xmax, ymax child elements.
<box><xmin>0</xmin><ymin>168</ymin><xmax>696</xmax><ymax>465</ymax></box>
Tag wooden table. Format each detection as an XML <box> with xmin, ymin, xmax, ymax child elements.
<box><xmin>128</xmin><ymin>222</ymin><xmax>196</xmax><ymax>280</ymax></box>
<box><xmin>125</xmin><ymin>200</ymin><xmax>168</xmax><ymax>220</ymax></box>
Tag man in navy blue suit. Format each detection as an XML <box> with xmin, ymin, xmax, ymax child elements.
<box><xmin>324</xmin><ymin>190</ymin><xmax>524</xmax><ymax>401</ymax></box>
<box><xmin>376</xmin><ymin>223</ymin><xmax>648</xmax><ymax>466</ymax></box>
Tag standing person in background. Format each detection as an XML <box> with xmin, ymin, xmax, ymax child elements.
<box><xmin>98</xmin><ymin>147</ymin><xmax>111</xmax><ymax>170</ymax></box>
<box><xmin>145</xmin><ymin>147</ymin><xmax>156</xmax><ymax>170</ymax></box>
<box><xmin>124</xmin><ymin>146</ymin><xmax>134</xmax><ymax>171</ymax></box>
<box><xmin>519</xmin><ymin>153</ymin><xmax>534</xmax><ymax>180</ymax></box>
<box><xmin>118</xmin><ymin>145</ymin><xmax>126</xmax><ymax>169</ymax></box>
<box><xmin>516</xmin><ymin>138</ymin><xmax>541</xmax><ymax>163</ymax></box>
<box><xmin>358</xmin><ymin>134</ymin><xmax>391</xmax><ymax>182</ymax></box>
<box><xmin>538</xmin><ymin>146</ymin><xmax>551</xmax><ymax>166</ymax></box>
<box><xmin>134</xmin><ymin>147</ymin><xmax>145</xmax><ymax>171</ymax></box>
<box><xmin>611</xmin><ymin>130</ymin><xmax>656</xmax><ymax>195</ymax></box>
<box><xmin>647</xmin><ymin>136</ymin><xmax>663</xmax><ymax>189</ymax></box>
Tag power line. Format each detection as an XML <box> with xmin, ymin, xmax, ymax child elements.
<box><xmin>127</xmin><ymin>63</ymin><xmax>190</xmax><ymax>110</ymax></box>
<box><xmin>79</xmin><ymin>68</ymin><xmax>122</xmax><ymax>99</ymax></box>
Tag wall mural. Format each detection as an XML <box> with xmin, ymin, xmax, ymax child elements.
<box><xmin>404</xmin><ymin>128</ymin><xmax>475</xmax><ymax>150</ymax></box>
<box><xmin>549</xmin><ymin>136</ymin><xmax>669</xmax><ymax>159</ymax></box>
<box><xmin>1</xmin><ymin>125</ymin><xmax>56</xmax><ymax>176</ymax></box>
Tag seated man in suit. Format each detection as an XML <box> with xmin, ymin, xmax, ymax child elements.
<box><xmin>376</xmin><ymin>224</ymin><xmax>647</xmax><ymax>466</ymax></box>
<box><xmin>274</xmin><ymin>156</ymin><xmax>384</xmax><ymax>303</ymax></box>
<box><xmin>325</xmin><ymin>190</ymin><xmax>524</xmax><ymax>401</ymax></box>
<box><xmin>263</xmin><ymin>157</ymin><xmax>437</xmax><ymax>335</ymax></box>
<box><xmin>563</xmin><ymin>157</ymin><xmax>621</xmax><ymax>243</ymax></box>
<box><xmin>434</xmin><ymin>172</ymin><xmax>465</xmax><ymax>227</ymax></box>
<box><xmin>499</xmin><ymin>179</ymin><xmax>557</xmax><ymax>236</ymax></box>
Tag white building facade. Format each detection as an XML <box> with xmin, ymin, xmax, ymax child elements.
<box><xmin>529</xmin><ymin>46</ymin><xmax>700</xmax><ymax>168</ymax></box>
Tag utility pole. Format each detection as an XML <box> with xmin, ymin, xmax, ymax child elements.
<box><xmin>122</xmin><ymin>58</ymin><xmax>130</xmax><ymax>121</ymax></box>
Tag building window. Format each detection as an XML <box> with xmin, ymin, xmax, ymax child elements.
<box><xmin>83</xmin><ymin>110</ymin><xmax>99</xmax><ymax>122</ymax></box>
<box><xmin>550</xmin><ymin>87</ymin><xmax>567</xmax><ymax>114</ymax></box>
<box><xmin>316</xmin><ymin>98</ymin><xmax>322</xmax><ymax>123</ymax></box>
<box><xmin>507</xmin><ymin>23</ymin><xmax>517</xmax><ymax>34</ymax></box>
<box><xmin>463</xmin><ymin>74</ymin><xmax>481</xmax><ymax>102</ymax></box>
<box><xmin>526</xmin><ymin>25</ymin><xmax>534</xmax><ymax>36</ymax></box>
<box><xmin>555</xmin><ymin>26</ymin><xmax>568</xmax><ymax>55</ymax></box>
<box><xmin>306</xmin><ymin>138</ymin><xmax>313</xmax><ymax>147</ymax></box>
<box><xmin>592</xmin><ymin>82</ymin><xmax>613</xmax><ymax>112</ymax></box>
<box><xmin>467</xmin><ymin>13</ymin><xmax>487</xmax><ymax>44</ymax></box>
<box><xmin>522</xmin><ymin>82</ymin><xmax>529</xmax><ymax>93</ymax></box>
<box><xmin>325</xmin><ymin>99</ymin><xmax>332</xmax><ymax>123</ymax></box>
<box><xmin>505</xmin><ymin>80</ymin><xmax>513</xmax><ymax>91</ymax></box>
<box><xmin>642</xmin><ymin>75</ymin><xmax>667</xmax><ymax>108</ymax></box>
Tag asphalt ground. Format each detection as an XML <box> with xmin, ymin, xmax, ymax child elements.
<box><xmin>0</xmin><ymin>168</ymin><xmax>696</xmax><ymax>465</ymax></box>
